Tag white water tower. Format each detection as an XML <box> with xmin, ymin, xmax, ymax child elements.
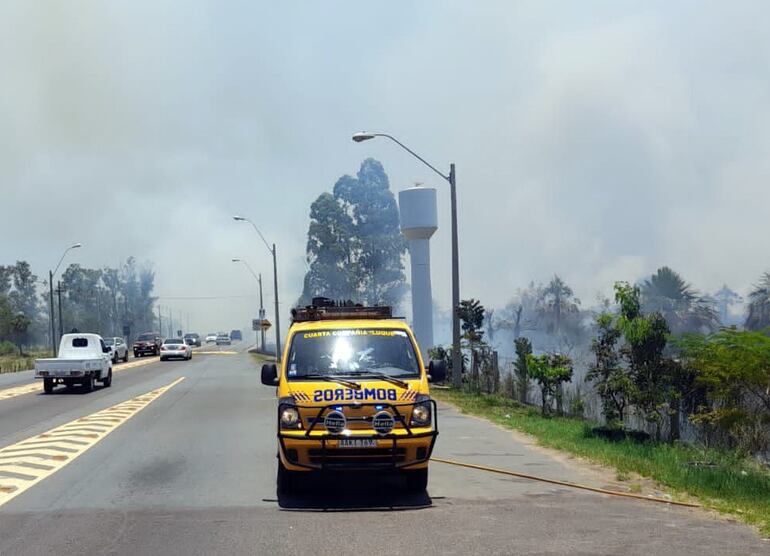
<box><xmin>399</xmin><ymin>186</ymin><xmax>438</xmax><ymax>359</ymax></box>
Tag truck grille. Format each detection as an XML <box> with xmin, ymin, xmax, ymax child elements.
<box><xmin>308</xmin><ymin>447</ymin><xmax>406</xmax><ymax>466</ymax></box>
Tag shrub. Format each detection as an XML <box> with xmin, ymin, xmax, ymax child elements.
<box><xmin>0</xmin><ymin>341</ymin><xmax>16</xmax><ymax>356</ymax></box>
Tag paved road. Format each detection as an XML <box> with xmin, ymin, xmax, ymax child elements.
<box><xmin>0</xmin><ymin>348</ymin><xmax>766</xmax><ymax>555</ymax></box>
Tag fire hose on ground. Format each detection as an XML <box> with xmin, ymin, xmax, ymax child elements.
<box><xmin>432</xmin><ymin>457</ymin><xmax>701</xmax><ymax>508</ymax></box>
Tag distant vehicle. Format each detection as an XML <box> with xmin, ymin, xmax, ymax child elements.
<box><xmin>216</xmin><ymin>334</ymin><xmax>231</xmax><ymax>346</ymax></box>
<box><xmin>133</xmin><ymin>332</ymin><xmax>162</xmax><ymax>357</ymax></box>
<box><xmin>35</xmin><ymin>333</ymin><xmax>113</xmax><ymax>394</ymax></box>
<box><xmin>230</xmin><ymin>329</ymin><xmax>242</xmax><ymax>341</ymax></box>
<box><xmin>205</xmin><ymin>333</ymin><xmax>217</xmax><ymax>343</ymax></box>
<box><xmin>184</xmin><ymin>333</ymin><xmax>201</xmax><ymax>347</ymax></box>
<box><xmin>103</xmin><ymin>337</ymin><xmax>129</xmax><ymax>363</ymax></box>
<box><xmin>160</xmin><ymin>338</ymin><xmax>192</xmax><ymax>361</ymax></box>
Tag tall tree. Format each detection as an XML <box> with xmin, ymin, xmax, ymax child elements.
<box><xmin>496</xmin><ymin>282</ymin><xmax>542</xmax><ymax>339</ymax></box>
<box><xmin>301</xmin><ymin>192</ymin><xmax>357</xmax><ymax>303</ymax></box>
<box><xmin>745</xmin><ymin>272</ymin><xmax>770</xmax><ymax>331</ymax></box>
<box><xmin>8</xmin><ymin>261</ymin><xmax>39</xmax><ymax>320</ymax></box>
<box><xmin>587</xmin><ymin>313</ymin><xmax>631</xmax><ymax>428</ymax></box>
<box><xmin>713</xmin><ymin>284</ymin><xmax>742</xmax><ymax>325</ymax></box>
<box><xmin>616</xmin><ymin>281</ymin><xmax>673</xmax><ymax>436</ymax></box>
<box><xmin>513</xmin><ymin>337</ymin><xmax>532</xmax><ymax>404</ymax></box>
<box><xmin>458</xmin><ymin>299</ymin><xmax>485</xmax><ymax>342</ymax></box>
<box><xmin>641</xmin><ymin>266</ymin><xmax>718</xmax><ymax>335</ymax></box>
<box><xmin>300</xmin><ymin>159</ymin><xmax>406</xmax><ymax>307</ymax></box>
<box><xmin>538</xmin><ymin>275</ymin><xmax>580</xmax><ymax>335</ymax></box>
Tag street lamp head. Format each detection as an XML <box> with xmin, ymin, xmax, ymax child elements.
<box><xmin>71</xmin><ymin>243</ymin><xmax>82</xmax><ymax>249</ymax></box>
<box><xmin>232</xmin><ymin>215</ymin><xmax>246</xmax><ymax>222</ymax></box>
<box><xmin>352</xmin><ymin>132</ymin><xmax>376</xmax><ymax>143</ymax></box>
<box><xmin>231</xmin><ymin>258</ymin><xmax>241</xmax><ymax>262</ymax></box>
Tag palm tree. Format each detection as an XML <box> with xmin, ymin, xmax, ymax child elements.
<box><xmin>713</xmin><ymin>284</ymin><xmax>742</xmax><ymax>325</ymax></box>
<box><xmin>745</xmin><ymin>272</ymin><xmax>770</xmax><ymax>331</ymax></box>
<box><xmin>641</xmin><ymin>266</ymin><xmax>718</xmax><ymax>334</ymax></box>
<box><xmin>538</xmin><ymin>275</ymin><xmax>580</xmax><ymax>334</ymax></box>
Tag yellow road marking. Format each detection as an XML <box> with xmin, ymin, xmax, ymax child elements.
<box><xmin>0</xmin><ymin>376</ymin><xmax>185</xmax><ymax>508</ymax></box>
<box><xmin>0</xmin><ymin>357</ymin><xmax>159</xmax><ymax>402</ymax></box>
<box><xmin>0</xmin><ymin>383</ymin><xmax>40</xmax><ymax>401</ymax></box>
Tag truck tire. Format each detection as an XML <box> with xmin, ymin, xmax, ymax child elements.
<box><xmin>403</xmin><ymin>468</ymin><xmax>428</xmax><ymax>493</ymax></box>
<box><xmin>102</xmin><ymin>369</ymin><xmax>112</xmax><ymax>388</ymax></box>
<box><xmin>82</xmin><ymin>373</ymin><xmax>95</xmax><ymax>393</ymax></box>
<box><xmin>43</xmin><ymin>378</ymin><xmax>54</xmax><ymax>395</ymax></box>
<box><xmin>277</xmin><ymin>461</ymin><xmax>299</xmax><ymax>495</ymax></box>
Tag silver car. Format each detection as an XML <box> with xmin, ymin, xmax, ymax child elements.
<box><xmin>215</xmin><ymin>334</ymin><xmax>231</xmax><ymax>346</ymax></box>
<box><xmin>103</xmin><ymin>337</ymin><xmax>129</xmax><ymax>363</ymax></box>
<box><xmin>160</xmin><ymin>338</ymin><xmax>192</xmax><ymax>361</ymax></box>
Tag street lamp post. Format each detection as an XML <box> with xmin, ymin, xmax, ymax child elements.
<box><xmin>48</xmin><ymin>243</ymin><xmax>82</xmax><ymax>356</ymax></box>
<box><xmin>353</xmin><ymin>132</ymin><xmax>462</xmax><ymax>387</ymax></box>
<box><xmin>232</xmin><ymin>258</ymin><xmax>266</xmax><ymax>352</ymax></box>
<box><xmin>233</xmin><ymin>217</ymin><xmax>282</xmax><ymax>361</ymax></box>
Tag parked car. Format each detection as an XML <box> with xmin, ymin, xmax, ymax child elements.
<box><xmin>35</xmin><ymin>333</ymin><xmax>113</xmax><ymax>394</ymax></box>
<box><xmin>184</xmin><ymin>333</ymin><xmax>201</xmax><ymax>347</ymax></box>
<box><xmin>205</xmin><ymin>333</ymin><xmax>218</xmax><ymax>344</ymax></box>
<box><xmin>103</xmin><ymin>337</ymin><xmax>129</xmax><ymax>363</ymax></box>
<box><xmin>216</xmin><ymin>334</ymin><xmax>231</xmax><ymax>346</ymax></box>
<box><xmin>133</xmin><ymin>332</ymin><xmax>162</xmax><ymax>357</ymax></box>
<box><xmin>160</xmin><ymin>338</ymin><xmax>192</xmax><ymax>361</ymax></box>
<box><xmin>230</xmin><ymin>329</ymin><xmax>242</xmax><ymax>341</ymax></box>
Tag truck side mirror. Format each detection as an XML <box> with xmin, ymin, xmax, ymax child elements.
<box><xmin>428</xmin><ymin>359</ymin><xmax>446</xmax><ymax>383</ymax></box>
<box><xmin>261</xmin><ymin>363</ymin><xmax>278</xmax><ymax>386</ymax></box>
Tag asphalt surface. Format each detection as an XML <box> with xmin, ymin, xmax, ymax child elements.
<box><xmin>0</xmin><ymin>346</ymin><xmax>767</xmax><ymax>555</ymax></box>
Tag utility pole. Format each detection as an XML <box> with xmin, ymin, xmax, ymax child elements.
<box><xmin>272</xmin><ymin>243</ymin><xmax>281</xmax><ymax>360</ymax></box>
<box><xmin>259</xmin><ymin>272</ymin><xmax>265</xmax><ymax>351</ymax></box>
<box><xmin>57</xmin><ymin>281</ymin><xmax>64</xmax><ymax>342</ymax></box>
<box><xmin>168</xmin><ymin>307</ymin><xmax>172</xmax><ymax>337</ymax></box>
<box><xmin>158</xmin><ymin>305</ymin><xmax>162</xmax><ymax>336</ymax></box>
<box><xmin>232</xmin><ymin>217</ymin><xmax>282</xmax><ymax>361</ymax></box>
<box><xmin>49</xmin><ymin>271</ymin><xmax>56</xmax><ymax>356</ymax></box>
<box><xmin>449</xmin><ymin>163</ymin><xmax>462</xmax><ymax>387</ymax></box>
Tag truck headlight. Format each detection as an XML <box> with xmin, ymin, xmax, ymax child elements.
<box><xmin>411</xmin><ymin>396</ymin><xmax>432</xmax><ymax>426</ymax></box>
<box><xmin>280</xmin><ymin>406</ymin><xmax>300</xmax><ymax>428</ymax></box>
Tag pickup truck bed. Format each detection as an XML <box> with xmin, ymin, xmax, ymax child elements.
<box><xmin>35</xmin><ymin>333</ymin><xmax>114</xmax><ymax>394</ymax></box>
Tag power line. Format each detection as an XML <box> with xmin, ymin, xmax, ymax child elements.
<box><xmin>155</xmin><ymin>295</ymin><xmax>255</xmax><ymax>300</ymax></box>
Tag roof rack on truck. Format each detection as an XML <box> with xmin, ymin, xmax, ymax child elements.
<box><xmin>291</xmin><ymin>297</ymin><xmax>393</xmax><ymax>323</ymax></box>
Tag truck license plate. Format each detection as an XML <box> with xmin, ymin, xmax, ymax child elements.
<box><xmin>338</xmin><ymin>438</ymin><xmax>377</xmax><ymax>448</ymax></box>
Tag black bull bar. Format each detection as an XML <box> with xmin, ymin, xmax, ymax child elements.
<box><xmin>277</xmin><ymin>399</ymin><xmax>439</xmax><ymax>471</ymax></box>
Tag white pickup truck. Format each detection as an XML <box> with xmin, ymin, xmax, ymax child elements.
<box><xmin>35</xmin><ymin>333</ymin><xmax>113</xmax><ymax>394</ymax></box>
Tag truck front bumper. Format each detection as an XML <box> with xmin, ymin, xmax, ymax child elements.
<box><xmin>277</xmin><ymin>400</ymin><xmax>438</xmax><ymax>472</ymax></box>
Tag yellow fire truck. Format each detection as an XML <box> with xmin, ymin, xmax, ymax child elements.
<box><xmin>260</xmin><ymin>298</ymin><xmax>446</xmax><ymax>494</ymax></box>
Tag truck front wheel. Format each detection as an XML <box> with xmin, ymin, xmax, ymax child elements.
<box><xmin>403</xmin><ymin>468</ymin><xmax>428</xmax><ymax>493</ymax></box>
<box><xmin>102</xmin><ymin>369</ymin><xmax>112</xmax><ymax>388</ymax></box>
<box><xmin>43</xmin><ymin>378</ymin><xmax>54</xmax><ymax>395</ymax></box>
<box><xmin>277</xmin><ymin>461</ymin><xmax>299</xmax><ymax>496</ymax></box>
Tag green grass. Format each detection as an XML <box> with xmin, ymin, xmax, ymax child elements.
<box><xmin>433</xmin><ymin>388</ymin><xmax>770</xmax><ymax>536</ymax></box>
<box><xmin>0</xmin><ymin>350</ymin><xmax>52</xmax><ymax>374</ymax></box>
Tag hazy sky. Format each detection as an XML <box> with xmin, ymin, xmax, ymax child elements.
<box><xmin>2</xmin><ymin>1</ymin><xmax>769</xmax><ymax>339</ymax></box>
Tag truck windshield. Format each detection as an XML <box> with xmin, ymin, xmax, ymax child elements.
<box><xmin>286</xmin><ymin>328</ymin><xmax>419</xmax><ymax>379</ymax></box>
